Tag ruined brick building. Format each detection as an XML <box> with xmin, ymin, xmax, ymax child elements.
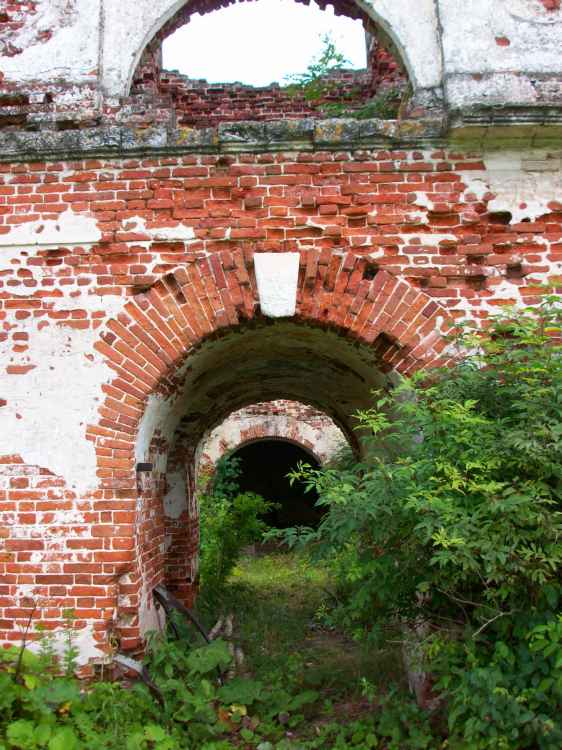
<box><xmin>0</xmin><ymin>0</ymin><xmax>561</xmax><ymax>662</ymax></box>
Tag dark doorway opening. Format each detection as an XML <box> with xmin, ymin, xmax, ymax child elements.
<box><xmin>231</xmin><ymin>439</ymin><xmax>322</xmax><ymax>528</ymax></box>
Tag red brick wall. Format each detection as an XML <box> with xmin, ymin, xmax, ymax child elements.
<box><xmin>0</xmin><ymin>151</ymin><xmax>554</xmax><ymax>306</ymax></box>
<box><xmin>151</xmin><ymin>70</ymin><xmax>374</xmax><ymax>127</ymax></box>
<box><xmin>1</xmin><ymin>148</ymin><xmax>560</xmax><ymax>659</ymax></box>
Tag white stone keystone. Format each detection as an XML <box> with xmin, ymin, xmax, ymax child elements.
<box><xmin>254</xmin><ymin>252</ymin><xmax>300</xmax><ymax>318</ymax></box>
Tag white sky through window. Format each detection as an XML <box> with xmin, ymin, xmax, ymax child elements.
<box><xmin>163</xmin><ymin>0</ymin><xmax>367</xmax><ymax>87</ymax></box>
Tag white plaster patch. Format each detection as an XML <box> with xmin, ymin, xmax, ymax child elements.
<box><xmin>135</xmin><ymin>392</ymin><xmax>180</xmax><ymax>469</ymax></box>
<box><xmin>461</xmin><ymin>151</ymin><xmax>562</xmax><ymax>224</ymax></box>
<box><xmin>0</xmin><ymin>209</ymin><xmax>101</xmax><ymax>251</ymax></box>
<box><xmin>0</xmin><ymin>0</ymin><xmax>99</xmax><ymax>86</ymax></box>
<box><xmin>0</xmin><ymin>210</ymin><xmax>102</xmax><ymax>296</ymax></box>
<box><xmin>504</xmin><ymin>0</ymin><xmax>562</xmax><ymax>26</ymax></box>
<box><xmin>460</xmin><ymin>177</ymin><xmax>490</xmax><ymax>203</ymax></box>
<box><xmin>399</xmin><ymin>233</ymin><xmax>458</xmax><ymax>246</ymax></box>
<box><xmin>413</xmin><ymin>193</ymin><xmax>435</xmax><ymax>211</ymax></box>
<box><xmin>127</xmin><ymin>216</ymin><xmax>196</xmax><ymax>242</ymax></box>
<box><xmin>254</xmin><ymin>253</ymin><xmax>300</xmax><ymax>318</ymax></box>
<box><xmin>25</xmin><ymin>621</ymin><xmax>103</xmax><ymax>665</ymax></box>
<box><xmin>0</xmin><ymin>297</ymin><xmax>124</xmax><ymax>493</ymax></box>
<box><xmin>163</xmin><ymin>467</ymin><xmax>188</xmax><ymax>519</ymax></box>
<box><xmin>138</xmin><ymin>585</ymin><xmax>165</xmax><ymax>638</ymax></box>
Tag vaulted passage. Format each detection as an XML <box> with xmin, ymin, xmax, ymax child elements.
<box><xmin>230</xmin><ymin>439</ymin><xmax>322</xmax><ymax>528</ymax></box>
<box><xmin>82</xmin><ymin>251</ymin><xmax>451</xmax><ymax>650</ymax></box>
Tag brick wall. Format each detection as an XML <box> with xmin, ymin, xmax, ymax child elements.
<box><xmin>151</xmin><ymin>70</ymin><xmax>375</xmax><ymax>127</ymax></box>
<box><xmin>0</xmin><ymin>146</ymin><xmax>561</xmax><ymax>661</ymax></box>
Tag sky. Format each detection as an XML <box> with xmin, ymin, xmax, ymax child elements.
<box><xmin>162</xmin><ymin>0</ymin><xmax>367</xmax><ymax>87</ymax></box>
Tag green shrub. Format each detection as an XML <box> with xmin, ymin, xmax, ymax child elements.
<box><xmin>350</xmin><ymin>87</ymin><xmax>404</xmax><ymax>120</ymax></box>
<box><xmin>281</xmin><ymin>296</ymin><xmax>562</xmax><ymax>748</ymax></box>
<box><xmin>198</xmin><ymin>456</ymin><xmax>274</xmax><ymax>594</ymax></box>
<box><xmin>283</xmin><ymin>34</ymin><xmax>348</xmax><ymax>104</ymax></box>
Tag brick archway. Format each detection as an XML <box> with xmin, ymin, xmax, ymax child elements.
<box><xmin>86</xmin><ymin>249</ymin><xmax>451</xmax><ymax>652</ymax></box>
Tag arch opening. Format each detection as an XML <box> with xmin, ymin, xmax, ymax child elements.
<box><xmin>132</xmin><ymin>318</ymin><xmax>388</xmax><ymax>638</ymax></box>
<box><xmin>196</xmin><ymin>397</ymin><xmax>352</xmax><ymax>530</ymax></box>
<box><xmin>162</xmin><ymin>0</ymin><xmax>368</xmax><ymax>87</ymax></box>
<box><xmin>87</xmin><ymin>250</ymin><xmax>451</xmax><ymax>653</ymax></box>
<box><xmin>230</xmin><ymin>438</ymin><xmax>323</xmax><ymax>529</ymax></box>
<box><xmin>130</xmin><ymin>0</ymin><xmax>410</xmax><ymax>127</ymax></box>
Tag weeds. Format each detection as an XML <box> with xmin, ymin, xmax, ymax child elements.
<box><xmin>0</xmin><ymin>553</ymin><xmax>435</xmax><ymax>749</ymax></box>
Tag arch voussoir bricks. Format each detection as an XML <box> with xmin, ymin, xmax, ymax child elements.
<box><xmin>75</xmin><ymin>251</ymin><xmax>452</xmax><ymax>653</ymax></box>
<box><xmin>93</xmin><ymin>251</ymin><xmax>450</xmax><ymax>464</ymax></box>
<box><xmin>199</xmin><ymin>400</ymin><xmax>349</xmax><ymax>470</ymax></box>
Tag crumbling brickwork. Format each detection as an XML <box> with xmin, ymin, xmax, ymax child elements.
<box><xmin>0</xmin><ymin>0</ymin><xmax>561</xmax><ymax>664</ymax></box>
<box><xmin>0</xmin><ymin>143</ymin><xmax>561</xmax><ymax>660</ymax></box>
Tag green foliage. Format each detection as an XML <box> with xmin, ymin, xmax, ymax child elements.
<box><xmin>0</xmin><ymin>552</ymin><xmax>440</xmax><ymax>749</ymax></box>
<box><xmin>283</xmin><ymin>34</ymin><xmax>406</xmax><ymax>119</ymax></box>
<box><xmin>0</xmin><ymin>639</ymin><xmax>175</xmax><ymax>750</ymax></box>
<box><xmin>198</xmin><ymin>456</ymin><xmax>275</xmax><ymax>594</ymax></box>
<box><xmin>280</xmin><ymin>297</ymin><xmax>562</xmax><ymax>747</ymax></box>
<box><xmin>5</xmin><ymin>300</ymin><xmax>562</xmax><ymax>749</ymax></box>
<box><xmin>283</xmin><ymin>34</ymin><xmax>348</xmax><ymax>104</ymax></box>
<box><xmin>349</xmin><ymin>86</ymin><xmax>404</xmax><ymax>120</ymax></box>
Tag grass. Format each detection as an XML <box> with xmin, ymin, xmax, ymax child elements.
<box><xmin>197</xmin><ymin>548</ymin><xmax>406</xmax><ymax>703</ymax></box>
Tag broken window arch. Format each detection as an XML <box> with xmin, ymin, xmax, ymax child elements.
<box><xmin>128</xmin><ymin>0</ymin><xmax>418</xmax><ymax>126</ymax></box>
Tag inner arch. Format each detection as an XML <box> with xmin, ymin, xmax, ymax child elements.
<box><xmin>231</xmin><ymin>438</ymin><xmax>323</xmax><ymax>528</ymax></box>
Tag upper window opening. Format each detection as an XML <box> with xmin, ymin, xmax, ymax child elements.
<box><xmin>163</xmin><ymin>0</ymin><xmax>366</xmax><ymax>87</ymax></box>
<box><xmin>131</xmin><ymin>0</ymin><xmax>409</xmax><ymax>127</ymax></box>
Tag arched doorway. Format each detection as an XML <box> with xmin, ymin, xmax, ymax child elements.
<box><xmin>87</xmin><ymin>250</ymin><xmax>451</xmax><ymax>651</ymax></box>
<box><xmin>230</xmin><ymin>438</ymin><xmax>322</xmax><ymax>528</ymax></box>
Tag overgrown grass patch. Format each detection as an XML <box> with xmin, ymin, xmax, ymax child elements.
<box><xmin>198</xmin><ymin>549</ymin><xmax>406</xmax><ymax>701</ymax></box>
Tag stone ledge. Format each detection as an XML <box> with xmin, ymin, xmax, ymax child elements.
<box><xmin>1</xmin><ymin>109</ymin><xmax>562</xmax><ymax>162</ymax></box>
<box><xmin>0</xmin><ymin>116</ymin><xmax>446</xmax><ymax>162</ymax></box>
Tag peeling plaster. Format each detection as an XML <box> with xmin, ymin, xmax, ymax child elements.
<box><xmin>25</xmin><ymin>621</ymin><xmax>102</xmax><ymax>666</ymax></box>
<box><xmin>0</xmin><ymin>0</ymin><xmax>99</xmax><ymax>85</ymax></box>
<box><xmin>0</xmin><ymin>298</ymin><xmax>124</xmax><ymax>493</ymax></box>
<box><xmin>163</xmin><ymin>467</ymin><xmax>188</xmax><ymax>519</ymax></box>
<box><xmin>200</xmin><ymin>407</ymin><xmax>347</xmax><ymax>467</ymax></box>
<box><xmin>135</xmin><ymin>392</ymin><xmax>181</xmax><ymax>472</ymax></box>
<box><xmin>127</xmin><ymin>216</ymin><xmax>196</xmax><ymax>242</ymax></box>
<box><xmin>412</xmin><ymin>193</ymin><xmax>436</xmax><ymax>211</ymax></box>
<box><xmin>0</xmin><ymin>209</ymin><xmax>101</xmax><ymax>250</ymax></box>
<box><xmin>461</xmin><ymin>150</ymin><xmax>562</xmax><ymax>224</ymax></box>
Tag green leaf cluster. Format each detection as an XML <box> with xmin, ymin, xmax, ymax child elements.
<box><xmin>198</xmin><ymin>456</ymin><xmax>275</xmax><ymax>595</ymax></box>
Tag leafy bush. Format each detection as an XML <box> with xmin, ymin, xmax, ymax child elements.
<box><xmin>283</xmin><ymin>34</ymin><xmax>349</xmax><ymax>103</ymax></box>
<box><xmin>198</xmin><ymin>456</ymin><xmax>274</xmax><ymax>593</ymax></box>
<box><xmin>284</xmin><ymin>35</ymin><xmax>406</xmax><ymax>119</ymax></box>
<box><xmin>281</xmin><ymin>297</ymin><xmax>562</xmax><ymax>748</ymax></box>
<box><xmin>0</xmin><ymin>645</ymin><xmax>172</xmax><ymax>750</ymax></box>
<box><xmin>350</xmin><ymin>87</ymin><xmax>404</xmax><ymax>120</ymax></box>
